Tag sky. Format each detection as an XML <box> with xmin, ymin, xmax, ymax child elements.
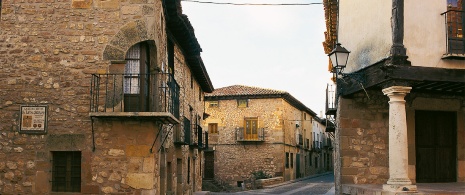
<box><xmin>181</xmin><ymin>0</ymin><xmax>333</xmax><ymax>116</ymax></box>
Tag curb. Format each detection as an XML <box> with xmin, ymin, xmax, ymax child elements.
<box><xmin>263</xmin><ymin>171</ymin><xmax>334</xmax><ymax>189</ymax></box>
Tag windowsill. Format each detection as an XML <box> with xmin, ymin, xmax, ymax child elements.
<box><xmin>442</xmin><ymin>53</ymin><xmax>465</xmax><ymax>59</ymax></box>
<box><xmin>89</xmin><ymin>112</ymin><xmax>180</xmax><ymax>124</ymax></box>
<box><xmin>237</xmin><ymin>139</ymin><xmax>265</xmax><ymax>142</ymax></box>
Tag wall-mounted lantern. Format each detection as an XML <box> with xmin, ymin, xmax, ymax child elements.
<box><xmin>328</xmin><ymin>43</ymin><xmax>350</xmax><ymax>75</ymax></box>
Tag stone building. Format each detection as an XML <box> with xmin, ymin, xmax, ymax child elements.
<box><xmin>203</xmin><ymin>85</ymin><xmax>333</xmax><ymax>188</ymax></box>
<box><xmin>0</xmin><ymin>0</ymin><xmax>213</xmax><ymax>194</ymax></box>
<box><xmin>323</xmin><ymin>0</ymin><xmax>465</xmax><ymax>194</ymax></box>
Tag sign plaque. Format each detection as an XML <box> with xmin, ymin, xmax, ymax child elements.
<box><xmin>20</xmin><ymin>105</ymin><xmax>48</xmax><ymax>134</ymax></box>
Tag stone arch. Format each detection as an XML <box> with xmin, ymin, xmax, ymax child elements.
<box><xmin>102</xmin><ymin>20</ymin><xmax>157</xmax><ymax>62</ymax></box>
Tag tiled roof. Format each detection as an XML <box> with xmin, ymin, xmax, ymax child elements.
<box><xmin>205</xmin><ymin>85</ymin><xmax>318</xmax><ymax>118</ymax></box>
<box><xmin>205</xmin><ymin>85</ymin><xmax>286</xmax><ymax>97</ymax></box>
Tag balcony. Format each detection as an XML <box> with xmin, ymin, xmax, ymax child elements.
<box><xmin>89</xmin><ymin>73</ymin><xmax>180</xmax><ymax>124</ymax></box>
<box><xmin>236</xmin><ymin>127</ymin><xmax>265</xmax><ymax>142</ymax></box>
<box><xmin>324</xmin><ymin>118</ymin><xmax>335</xmax><ymax>133</ymax></box>
<box><xmin>312</xmin><ymin>141</ymin><xmax>322</xmax><ymax>153</ymax></box>
<box><xmin>324</xmin><ymin>138</ymin><xmax>332</xmax><ymax>149</ymax></box>
<box><xmin>190</xmin><ymin>125</ymin><xmax>207</xmax><ymax>149</ymax></box>
<box><xmin>442</xmin><ymin>9</ymin><xmax>465</xmax><ymax>59</ymax></box>
<box><xmin>325</xmin><ymin>84</ymin><xmax>337</xmax><ymax>115</ymax></box>
<box><xmin>174</xmin><ymin>117</ymin><xmax>191</xmax><ymax>145</ymax></box>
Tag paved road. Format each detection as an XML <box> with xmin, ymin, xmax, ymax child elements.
<box><xmin>207</xmin><ymin>173</ymin><xmax>335</xmax><ymax>195</ymax></box>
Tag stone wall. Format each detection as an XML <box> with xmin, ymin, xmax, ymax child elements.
<box><xmin>335</xmin><ymin>88</ymin><xmax>465</xmax><ymax>194</ymax></box>
<box><xmin>204</xmin><ymin>96</ymin><xmax>331</xmax><ymax>187</ymax></box>
<box><xmin>337</xmin><ymin>90</ymin><xmax>390</xmax><ymax>186</ymax></box>
<box><xmin>0</xmin><ymin>0</ymin><xmax>206</xmax><ymax>194</ymax></box>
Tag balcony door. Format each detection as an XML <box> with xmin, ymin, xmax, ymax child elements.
<box><xmin>124</xmin><ymin>42</ymin><xmax>150</xmax><ymax>112</ymax></box>
<box><xmin>415</xmin><ymin>110</ymin><xmax>457</xmax><ymax>183</ymax></box>
<box><xmin>244</xmin><ymin>117</ymin><xmax>258</xmax><ymax>140</ymax></box>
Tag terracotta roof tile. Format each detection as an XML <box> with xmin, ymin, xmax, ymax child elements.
<box><xmin>205</xmin><ymin>85</ymin><xmax>286</xmax><ymax>97</ymax></box>
<box><xmin>205</xmin><ymin>85</ymin><xmax>319</xmax><ymax>118</ymax></box>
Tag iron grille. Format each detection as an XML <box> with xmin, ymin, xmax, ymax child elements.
<box><xmin>51</xmin><ymin>151</ymin><xmax>81</xmax><ymax>192</ymax></box>
<box><xmin>236</xmin><ymin>127</ymin><xmax>265</xmax><ymax>141</ymax></box>
<box><xmin>442</xmin><ymin>10</ymin><xmax>465</xmax><ymax>56</ymax></box>
<box><xmin>90</xmin><ymin>73</ymin><xmax>180</xmax><ymax>117</ymax></box>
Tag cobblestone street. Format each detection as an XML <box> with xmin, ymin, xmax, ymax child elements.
<box><xmin>205</xmin><ymin>173</ymin><xmax>335</xmax><ymax>195</ymax></box>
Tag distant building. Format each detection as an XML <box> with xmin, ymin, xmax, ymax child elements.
<box><xmin>0</xmin><ymin>0</ymin><xmax>212</xmax><ymax>194</ymax></box>
<box><xmin>324</xmin><ymin>0</ymin><xmax>465</xmax><ymax>194</ymax></box>
<box><xmin>203</xmin><ymin>85</ymin><xmax>333</xmax><ymax>188</ymax></box>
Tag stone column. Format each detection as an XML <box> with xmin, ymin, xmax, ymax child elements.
<box><xmin>382</xmin><ymin>86</ymin><xmax>417</xmax><ymax>192</ymax></box>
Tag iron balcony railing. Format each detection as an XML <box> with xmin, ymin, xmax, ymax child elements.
<box><xmin>90</xmin><ymin>73</ymin><xmax>180</xmax><ymax>117</ymax></box>
<box><xmin>325</xmin><ymin>84</ymin><xmax>337</xmax><ymax>115</ymax></box>
<box><xmin>174</xmin><ymin>117</ymin><xmax>191</xmax><ymax>145</ymax></box>
<box><xmin>236</xmin><ymin>127</ymin><xmax>265</xmax><ymax>142</ymax></box>
<box><xmin>442</xmin><ymin>9</ymin><xmax>464</xmax><ymax>56</ymax></box>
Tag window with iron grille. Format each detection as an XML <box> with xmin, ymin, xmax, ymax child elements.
<box><xmin>444</xmin><ymin>0</ymin><xmax>464</xmax><ymax>55</ymax></box>
<box><xmin>52</xmin><ymin>151</ymin><xmax>81</xmax><ymax>192</ymax></box>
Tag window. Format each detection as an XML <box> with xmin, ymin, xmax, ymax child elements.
<box><xmin>244</xmin><ymin>117</ymin><xmax>258</xmax><ymax>140</ymax></box>
<box><xmin>208</xmin><ymin>123</ymin><xmax>218</xmax><ymax>134</ymax></box>
<box><xmin>208</xmin><ymin>101</ymin><xmax>219</xmax><ymax>108</ymax></box>
<box><xmin>52</xmin><ymin>151</ymin><xmax>81</xmax><ymax>192</ymax></box>
<box><xmin>237</xmin><ymin>99</ymin><xmax>248</xmax><ymax>108</ymax></box>
<box><xmin>199</xmin><ymin>87</ymin><xmax>202</xmax><ymax>101</ymax></box>
<box><xmin>168</xmin><ymin>40</ymin><xmax>174</xmax><ymax>74</ymax></box>
<box><xmin>177</xmin><ymin>158</ymin><xmax>182</xmax><ymax>184</ymax></box>
<box><xmin>315</xmin><ymin>157</ymin><xmax>318</xmax><ymax>168</ymax></box>
<box><xmin>285</xmin><ymin>152</ymin><xmax>289</xmax><ymax>168</ymax></box>
<box><xmin>124</xmin><ymin>42</ymin><xmax>150</xmax><ymax>112</ymax></box>
<box><xmin>309</xmin><ymin>154</ymin><xmax>312</xmax><ymax>166</ymax></box>
<box><xmin>290</xmin><ymin>153</ymin><xmax>294</xmax><ymax>168</ymax></box>
<box><xmin>444</xmin><ymin>0</ymin><xmax>464</xmax><ymax>55</ymax></box>
<box><xmin>187</xmin><ymin>157</ymin><xmax>191</xmax><ymax>184</ymax></box>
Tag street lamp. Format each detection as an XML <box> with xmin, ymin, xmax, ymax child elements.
<box><xmin>328</xmin><ymin>43</ymin><xmax>350</xmax><ymax>75</ymax></box>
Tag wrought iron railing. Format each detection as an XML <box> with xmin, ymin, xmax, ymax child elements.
<box><xmin>90</xmin><ymin>73</ymin><xmax>180</xmax><ymax>117</ymax></box>
<box><xmin>174</xmin><ymin>117</ymin><xmax>191</xmax><ymax>145</ymax></box>
<box><xmin>236</xmin><ymin>127</ymin><xmax>265</xmax><ymax>141</ymax></box>
<box><xmin>442</xmin><ymin>10</ymin><xmax>464</xmax><ymax>55</ymax></box>
<box><xmin>325</xmin><ymin>84</ymin><xmax>337</xmax><ymax>115</ymax></box>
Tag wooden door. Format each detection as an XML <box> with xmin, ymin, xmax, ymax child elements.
<box><xmin>296</xmin><ymin>154</ymin><xmax>301</xmax><ymax>178</ymax></box>
<box><xmin>245</xmin><ymin>118</ymin><xmax>258</xmax><ymax>140</ymax></box>
<box><xmin>415</xmin><ymin>110</ymin><xmax>457</xmax><ymax>183</ymax></box>
<box><xmin>204</xmin><ymin>151</ymin><xmax>214</xmax><ymax>179</ymax></box>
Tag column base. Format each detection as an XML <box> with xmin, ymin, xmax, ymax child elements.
<box><xmin>383</xmin><ymin>184</ymin><xmax>417</xmax><ymax>192</ymax></box>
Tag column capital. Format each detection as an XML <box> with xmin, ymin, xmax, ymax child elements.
<box><xmin>382</xmin><ymin>86</ymin><xmax>412</xmax><ymax>96</ymax></box>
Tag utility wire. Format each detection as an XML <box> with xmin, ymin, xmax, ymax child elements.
<box><xmin>181</xmin><ymin>0</ymin><xmax>322</xmax><ymax>6</ymax></box>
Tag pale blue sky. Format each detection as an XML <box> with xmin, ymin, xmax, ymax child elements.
<box><xmin>182</xmin><ymin>0</ymin><xmax>332</xmax><ymax>116</ymax></box>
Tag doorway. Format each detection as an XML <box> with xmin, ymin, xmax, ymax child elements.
<box><xmin>204</xmin><ymin>151</ymin><xmax>214</xmax><ymax>179</ymax></box>
<box><xmin>415</xmin><ymin>110</ymin><xmax>457</xmax><ymax>182</ymax></box>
